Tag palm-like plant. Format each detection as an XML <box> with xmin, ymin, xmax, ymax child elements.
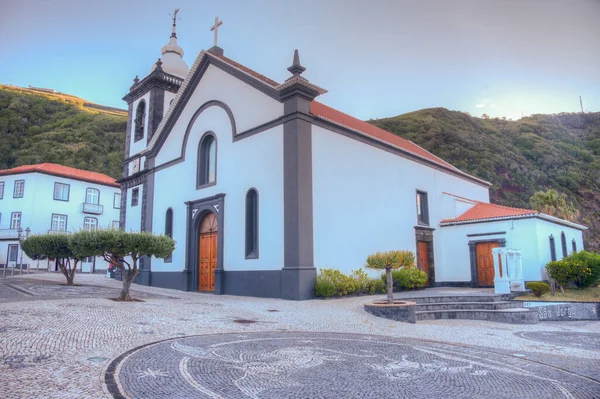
<box><xmin>366</xmin><ymin>250</ymin><xmax>415</xmax><ymax>304</ymax></box>
<box><xmin>529</xmin><ymin>189</ymin><xmax>579</xmax><ymax>222</ymax></box>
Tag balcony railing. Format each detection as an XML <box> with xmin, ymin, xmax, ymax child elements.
<box><xmin>82</xmin><ymin>202</ymin><xmax>103</xmax><ymax>215</ymax></box>
<box><xmin>0</xmin><ymin>229</ymin><xmax>20</xmax><ymax>240</ymax></box>
<box><xmin>47</xmin><ymin>230</ymin><xmax>71</xmax><ymax>235</ymax></box>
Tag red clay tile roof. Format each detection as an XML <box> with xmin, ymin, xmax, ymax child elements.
<box><xmin>0</xmin><ymin>163</ymin><xmax>119</xmax><ymax>188</ymax></box>
<box><xmin>209</xmin><ymin>54</ymin><xmax>488</xmax><ymax>184</ymax></box>
<box><xmin>441</xmin><ymin>201</ymin><xmax>538</xmax><ymax>224</ymax></box>
<box><xmin>310</xmin><ymin>101</ymin><xmax>463</xmax><ymax>172</ymax></box>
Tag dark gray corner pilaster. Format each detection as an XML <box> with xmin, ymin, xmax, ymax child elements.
<box><xmin>119</xmin><ymin>188</ymin><xmax>127</xmax><ymax>230</ymax></box>
<box><xmin>282</xmin><ymin>114</ymin><xmax>315</xmax><ymax>300</ymax></box>
<box><xmin>468</xmin><ymin>242</ymin><xmax>477</xmax><ymax>287</ymax></box>
<box><xmin>280</xmin><ymin>50</ymin><xmax>321</xmax><ymax>300</ymax></box>
<box><xmin>214</xmin><ymin>269</ymin><xmax>225</xmax><ymax>295</ymax></box>
<box><xmin>147</xmin><ymin>87</ymin><xmax>165</xmax><ymax>145</ymax></box>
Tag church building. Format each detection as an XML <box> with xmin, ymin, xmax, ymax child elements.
<box><xmin>119</xmin><ymin>15</ymin><xmax>586</xmax><ymax>300</ymax></box>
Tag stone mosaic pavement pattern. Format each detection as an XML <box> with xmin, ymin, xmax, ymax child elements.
<box><xmin>0</xmin><ymin>273</ymin><xmax>598</xmax><ymax>398</ymax></box>
<box><xmin>109</xmin><ymin>332</ymin><xmax>600</xmax><ymax>399</ymax></box>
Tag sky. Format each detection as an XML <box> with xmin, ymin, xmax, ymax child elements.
<box><xmin>1</xmin><ymin>0</ymin><xmax>599</xmax><ymax>121</ymax></box>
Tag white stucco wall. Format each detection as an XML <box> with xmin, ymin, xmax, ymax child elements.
<box><xmin>0</xmin><ymin>172</ymin><xmax>120</xmax><ymax>270</ymax></box>
<box><xmin>150</xmin><ymin>106</ymin><xmax>284</xmax><ymax>273</ymax></box>
<box><xmin>437</xmin><ymin>217</ymin><xmax>585</xmax><ymax>283</ymax></box>
<box><xmin>125</xmin><ymin>185</ymin><xmax>143</xmax><ymax>233</ymax></box>
<box><xmin>164</xmin><ymin>91</ymin><xmax>177</xmax><ymax>113</ymax></box>
<box><xmin>155</xmin><ymin>64</ymin><xmax>283</xmax><ymax>166</ymax></box>
<box><xmin>311</xmin><ymin>125</ymin><xmax>490</xmax><ymax>276</ymax></box>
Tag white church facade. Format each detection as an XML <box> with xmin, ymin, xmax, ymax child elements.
<box><xmin>119</xmin><ymin>16</ymin><xmax>586</xmax><ymax>300</ymax></box>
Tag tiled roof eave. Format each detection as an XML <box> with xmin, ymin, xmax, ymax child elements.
<box><xmin>440</xmin><ymin>213</ymin><xmax>538</xmax><ymax>225</ymax></box>
<box><xmin>0</xmin><ymin>168</ymin><xmax>119</xmax><ymax>188</ymax></box>
<box><xmin>314</xmin><ymin>115</ymin><xmax>491</xmax><ymax>186</ymax></box>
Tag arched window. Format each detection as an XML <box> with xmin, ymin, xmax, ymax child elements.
<box><xmin>245</xmin><ymin>189</ymin><xmax>258</xmax><ymax>259</ymax></box>
<box><xmin>197</xmin><ymin>133</ymin><xmax>216</xmax><ymax>187</ymax></box>
<box><xmin>134</xmin><ymin>100</ymin><xmax>146</xmax><ymax>142</ymax></box>
<box><xmin>165</xmin><ymin>208</ymin><xmax>173</xmax><ymax>238</ymax></box>
<box><xmin>549</xmin><ymin>235</ymin><xmax>556</xmax><ymax>261</ymax></box>
<box><xmin>572</xmin><ymin>239</ymin><xmax>577</xmax><ymax>253</ymax></box>
<box><xmin>165</xmin><ymin>208</ymin><xmax>173</xmax><ymax>263</ymax></box>
<box><xmin>560</xmin><ymin>232</ymin><xmax>567</xmax><ymax>258</ymax></box>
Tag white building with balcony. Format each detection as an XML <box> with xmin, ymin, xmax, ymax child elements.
<box><xmin>0</xmin><ymin>163</ymin><xmax>121</xmax><ymax>272</ymax></box>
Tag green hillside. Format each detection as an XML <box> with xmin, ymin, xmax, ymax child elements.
<box><xmin>370</xmin><ymin>108</ymin><xmax>600</xmax><ymax>251</ymax></box>
<box><xmin>0</xmin><ymin>85</ymin><xmax>126</xmax><ymax>178</ymax></box>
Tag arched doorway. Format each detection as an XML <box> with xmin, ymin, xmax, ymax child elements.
<box><xmin>198</xmin><ymin>212</ymin><xmax>218</xmax><ymax>291</ymax></box>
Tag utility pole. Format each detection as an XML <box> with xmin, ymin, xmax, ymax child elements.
<box><xmin>580</xmin><ymin>95</ymin><xmax>584</xmax><ymax>113</ymax></box>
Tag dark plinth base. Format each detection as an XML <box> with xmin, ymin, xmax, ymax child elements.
<box><xmin>364</xmin><ymin>301</ymin><xmax>417</xmax><ymax>323</ymax></box>
<box><xmin>281</xmin><ymin>267</ymin><xmax>316</xmax><ymax>300</ymax></box>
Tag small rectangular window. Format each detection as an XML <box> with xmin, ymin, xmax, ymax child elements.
<box><xmin>51</xmin><ymin>214</ymin><xmax>67</xmax><ymax>232</ymax></box>
<box><xmin>114</xmin><ymin>193</ymin><xmax>121</xmax><ymax>209</ymax></box>
<box><xmin>10</xmin><ymin>212</ymin><xmax>21</xmax><ymax>229</ymax></box>
<box><xmin>54</xmin><ymin>182</ymin><xmax>70</xmax><ymax>201</ymax></box>
<box><xmin>112</xmin><ymin>220</ymin><xmax>120</xmax><ymax>229</ymax></box>
<box><xmin>416</xmin><ymin>191</ymin><xmax>429</xmax><ymax>226</ymax></box>
<box><xmin>13</xmin><ymin>180</ymin><xmax>24</xmax><ymax>198</ymax></box>
<box><xmin>572</xmin><ymin>239</ymin><xmax>577</xmax><ymax>253</ymax></box>
<box><xmin>0</xmin><ymin>181</ymin><xmax>4</xmax><ymax>199</ymax></box>
<box><xmin>131</xmin><ymin>188</ymin><xmax>139</xmax><ymax>207</ymax></box>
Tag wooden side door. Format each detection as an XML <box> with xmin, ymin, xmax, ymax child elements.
<box><xmin>475</xmin><ymin>242</ymin><xmax>500</xmax><ymax>286</ymax></box>
<box><xmin>199</xmin><ymin>234</ymin><xmax>211</xmax><ymax>291</ymax></box>
<box><xmin>208</xmin><ymin>233</ymin><xmax>218</xmax><ymax>291</ymax></box>
<box><xmin>417</xmin><ymin>241</ymin><xmax>429</xmax><ymax>285</ymax></box>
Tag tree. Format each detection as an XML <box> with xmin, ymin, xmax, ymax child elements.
<box><xmin>70</xmin><ymin>229</ymin><xmax>175</xmax><ymax>301</ymax></box>
<box><xmin>21</xmin><ymin>234</ymin><xmax>84</xmax><ymax>285</ymax></box>
<box><xmin>529</xmin><ymin>189</ymin><xmax>580</xmax><ymax>222</ymax></box>
<box><xmin>366</xmin><ymin>250</ymin><xmax>415</xmax><ymax>304</ymax></box>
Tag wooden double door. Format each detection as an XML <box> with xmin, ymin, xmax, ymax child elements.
<box><xmin>475</xmin><ymin>241</ymin><xmax>500</xmax><ymax>286</ymax></box>
<box><xmin>198</xmin><ymin>213</ymin><xmax>218</xmax><ymax>291</ymax></box>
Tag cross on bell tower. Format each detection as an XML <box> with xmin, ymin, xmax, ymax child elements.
<box><xmin>208</xmin><ymin>17</ymin><xmax>224</xmax><ymax>56</ymax></box>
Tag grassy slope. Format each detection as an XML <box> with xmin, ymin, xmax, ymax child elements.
<box><xmin>0</xmin><ymin>85</ymin><xmax>127</xmax><ymax>179</ymax></box>
<box><xmin>370</xmin><ymin>108</ymin><xmax>600</xmax><ymax>251</ymax></box>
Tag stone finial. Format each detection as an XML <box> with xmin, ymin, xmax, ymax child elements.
<box><xmin>287</xmin><ymin>49</ymin><xmax>306</xmax><ymax>77</ymax></box>
<box><xmin>133</xmin><ymin>75</ymin><xmax>139</xmax><ymax>84</ymax></box>
<box><xmin>155</xmin><ymin>58</ymin><xmax>163</xmax><ymax>71</ymax></box>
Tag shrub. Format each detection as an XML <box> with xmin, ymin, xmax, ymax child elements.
<box><xmin>363</xmin><ymin>278</ymin><xmax>386</xmax><ymax>295</ymax></box>
<box><xmin>526</xmin><ymin>282</ymin><xmax>550</xmax><ymax>297</ymax></box>
<box><xmin>546</xmin><ymin>250</ymin><xmax>599</xmax><ymax>290</ymax></box>
<box><xmin>314</xmin><ymin>268</ymin><xmax>386</xmax><ymax>297</ymax></box>
<box><xmin>314</xmin><ymin>278</ymin><xmax>337</xmax><ymax>298</ymax></box>
<box><xmin>568</xmin><ymin>251</ymin><xmax>600</xmax><ymax>288</ymax></box>
<box><xmin>314</xmin><ymin>268</ymin><xmax>360</xmax><ymax>297</ymax></box>
<box><xmin>397</xmin><ymin>268</ymin><xmax>428</xmax><ymax>289</ymax></box>
<box><xmin>381</xmin><ymin>268</ymin><xmax>428</xmax><ymax>291</ymax></box>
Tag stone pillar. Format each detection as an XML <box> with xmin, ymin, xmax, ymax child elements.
<box><xmin>511</xmin><ymin>250</ymin><xmax>525</xmax><ymax>291</ymax></box>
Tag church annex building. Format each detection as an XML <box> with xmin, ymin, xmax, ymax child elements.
<box><xmin>118</xmin><ymin>17</ymin><xmax>586</xmax><ymax>300</ymax></box>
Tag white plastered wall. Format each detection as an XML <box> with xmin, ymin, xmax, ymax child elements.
<box><xmin>311</xmin><ymin>125</ymin><xmax>490</xmax><ymax>277</ymax></box>
<box><xmin>150</xmin><ymin>65</ymin><xmax>285</xmax><ymax>273</ymax></box>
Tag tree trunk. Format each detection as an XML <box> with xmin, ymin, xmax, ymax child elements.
<box><xmin>386</xmin><ymin>267</ymin><xmax>394</xmax><ymax>304</ymax></box>
<box><xmin>119</xmin><ymin>269</ymin><xmax>138</xmax><ymax>301</ymax></box>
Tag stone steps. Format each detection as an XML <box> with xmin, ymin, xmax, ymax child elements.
<box><xmin>401</xmin><ymin>295</ymin><xmax>513</xmax><ymax>304</ymax></box>
<box><xmin>416</xmin><ymin>301</ymin><xmax>522</xmax><ymax>311</ymax></box>
<box><xmin>415</xmin><ymin>308</ymin><xmax>539</xmax><ymax>324</ymax></box>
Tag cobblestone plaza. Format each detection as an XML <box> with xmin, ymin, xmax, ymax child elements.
<box><xmin>1</xmin><ymin>274</ymin><xmax>599</xmax><ymax>398</ymax></box>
